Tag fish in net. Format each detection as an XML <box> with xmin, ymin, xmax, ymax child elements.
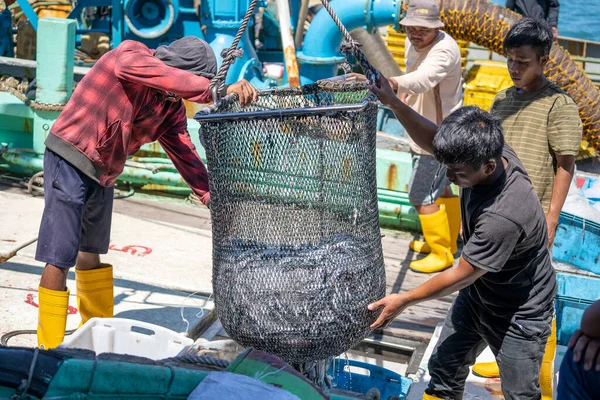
<box><xmin>196</xmin><ymin>81</ymin><xmax>386</xmax><ymax>364</ymax></box>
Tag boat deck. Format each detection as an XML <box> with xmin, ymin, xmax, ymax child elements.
<box><xmin>0</xmin><ymin>182</ymin><xmax>454</xmax><ymax>348</ymax></box>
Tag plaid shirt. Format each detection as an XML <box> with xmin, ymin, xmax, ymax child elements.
<box><xmin>49</xmin><ymin>40</ymin><xmax>213</xmax><ymax>204</ymax></box>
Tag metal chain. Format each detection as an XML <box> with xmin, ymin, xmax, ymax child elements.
<box><xmin>209</xmin><ymin>0</ymin><xmax>260</xmax><ymax>101</ymax></box>
<box><xmin>0</xmin><ymin>77</ymin><xmax>65</xmax><ymax>111</ymax></box>
<box><xmin>318</xmin><ymin>0</ymin><xmax>380</xmax><ymax>84</ymax></box>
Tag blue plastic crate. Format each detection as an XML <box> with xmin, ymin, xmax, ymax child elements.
<box><xmin>329</xmin><ymin>359</ymin><xmax>412</xmax><ymax>399</ymax></box>
<box><xmin>555</xmin><ymin>271</ymin><xmax>600</xmax><ymax>346</ymax></box>
<box><xmin>552</xmin><ymin>211</ymin><xmax>600</xmax><ymax>275</ymax></box>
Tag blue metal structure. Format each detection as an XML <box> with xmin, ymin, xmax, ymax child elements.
<box><xmin>200</xmin><ymin>0</ymin><xmax>269</xmax><ymax>86</ymax></box>
<box><xmin>298</xmin><ymin>0</ymin><xmax>401</xmax><ymax>83</ymax></box>
<box><xmin>0</xmin><ymin>8</ymin><xmax>13</xmax><ymax>57</ymax></box>
<box><xmin>4</xmin><ymin>0</ymin><xmax>404</xmax><ymax>86</ymax></box>
<box><xmin>7</xmin><ymin>0</ymin><xmax>281</xmax><ymax>87</ymax></box>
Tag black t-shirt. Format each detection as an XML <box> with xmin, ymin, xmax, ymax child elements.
<box><xmin>460</xmin><ymin>145</ymin><xmax>557</xmax><ymax>318</ymax></box>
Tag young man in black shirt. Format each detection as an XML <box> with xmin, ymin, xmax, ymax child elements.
<box><xmin>368</xmin><ymin>77</ymin><xmax>556</xmax><ymax>399</ymax></box>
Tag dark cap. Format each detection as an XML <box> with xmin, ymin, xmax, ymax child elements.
<box><xmin>154</xmin><ymin>36</ymin><xmax>217</xmax><ymax>79</ymax></box>
<box><xmin>400</xmin><ymin>0</ymin><xmax>445</xmax><ymax>29</ymax></box>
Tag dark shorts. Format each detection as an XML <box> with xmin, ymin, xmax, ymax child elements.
<box><xmin>408</xmin><ymin>153</ymin><xmax>449</xmax><ymax>206</ymax></box>
<box><xmin>35</xmin><ymin>149</ymin><xmax>113</xmax><ymax>268</ymax></box>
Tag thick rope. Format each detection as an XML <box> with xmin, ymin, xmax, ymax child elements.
<box><xmin>159</xmin><ymin>354</ymin><xmax>230</xmax><ymax>369</ymax></box>
<box><xmin>0</xmin><ymin>77</ymin><xmax>65</xmax><ymax>111</ymax></box>
<box><xmin>318</xmin><ymin>0</ymin><xmax>380</xmax><ymax>84</ymax></box>
<box><xmin>209</xmin><ymin>0</ymin><xmax>260</xmax><ymax>101</ymax></box>
<box><xmin>10</xmin><ymin>348</ymin><xmax>39</xmax><ymax>400</ymax></box>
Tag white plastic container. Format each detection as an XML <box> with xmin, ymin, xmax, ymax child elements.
<box><xmin>59</xmin><ymin>318</ymin><xmax>193</xmax><ymax>360</ymax></box>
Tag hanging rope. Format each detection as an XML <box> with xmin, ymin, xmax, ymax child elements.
<box><xmin>209</xmin><ymin>0</ymin><xmax>260</xmax><ymax>102</ymax></box>
<box><xmin>318</xmin><ymin>0</ymin><xmax>380</xmax><ymax>84</ymax></box>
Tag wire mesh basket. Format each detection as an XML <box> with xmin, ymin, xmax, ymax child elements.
<box><xmin>195</xmin><ymin>81</ymin><xmax>386</xmax><ymax>364</ymax></box>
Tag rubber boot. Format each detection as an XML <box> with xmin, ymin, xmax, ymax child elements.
<box><xmin>37</xmin><ymin>286</ymin><xmax>70</xmax><ymax>349</ymax></box>
<box><xmin>472</xmin><ymin>317</ymin><xmax>558</xmax><ymax>388</ymax></box>
<box><xmin>540</xmin><ymin>317</ymin><xmax>557</xmax><ymax>400</ymax></box>
<box><xmin>409</xmin><ymin>198</ymin><xmax>442</xmax><ymax>254</ymax></box>
<box><xmin>471</xmin><ymin>360</ymin><xmax>499</xmax><ymax>378</ymax></box>
<box><xmin>409</xmin><ymin>206</ymin><xmax>454</xmax><ymax>273</ymax></box>
<box><xmin>76</xmin><ymin>264</ymin><xmax>114</xmax><ymax>327</ymax></box>
<box><xmin>422</xmin><ymin>393</ymin><xmax>444</xmax><ymax>400</ymax></box>
<box><xmin>439</xmin><ymin>196</ymin><xmax>461</xmax><ymax>254</ymax></box>
<box><xmin>410</xmin><ymin>197</ymin><xmax>461</xmax><ymax>255</ymax></box>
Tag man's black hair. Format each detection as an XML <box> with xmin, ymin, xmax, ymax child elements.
<box><xmin>433</xmin><ymin>106</ymin><xmax>504</xmax><ymax>169</ymax></box>
<box><xmin>503</xmin><ymin>17</ymin><xmax>553</xmax><ymax>57</ymax></box>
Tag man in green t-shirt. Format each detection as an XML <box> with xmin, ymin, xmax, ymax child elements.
<box><xmin>492</xmin><ymin>18</ymin><xmax>581</xmax><ymax>246</ymax></box>
<box><xmin>472</xmin><ymin>18</ymin><xmax>582</xmax><ymax>398</ymax></box>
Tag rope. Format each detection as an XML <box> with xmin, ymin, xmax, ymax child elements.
<box><xmin>27</xmin><ymin>171</ymin><xmax>44</xmax><ymax>196</ymax></box>
<box><xmin>1</xmin><ymin>329</ymin><xmax>76</xmax><ymax>346</ymax></box>
<box><xmin>0</xmin><ymin>77</ymin><xmax>65</xmax><ymax>112</ymax></box>
<box><xmin>318</xmin><ymin>0</ymin><xmax>380</xmax><ymax>84</ymax></box>
<box><xmin>159</xmin><ymin>354</ymin><xmax>230</xmax><ymax>369</ymax></box>
<box><xmin>209</xmin><ymin>0</ymin><xmax>260</xmax><ymax>101</ymax></box>
<box><xmin>10</xmin><ymin>348</ymin><xmax>39</xmax><ymax>400</ymax></box>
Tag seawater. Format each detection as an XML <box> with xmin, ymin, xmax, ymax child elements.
<box><xmin>491</xmin><ymin>0</ymin><xmax>600</xmax><ymax>42</ymax></box>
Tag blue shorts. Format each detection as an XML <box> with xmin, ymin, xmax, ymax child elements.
<box><xmin>35</xmin><ymin>149</ymin><xmax>114</xmax><ymax>268</ymax></box>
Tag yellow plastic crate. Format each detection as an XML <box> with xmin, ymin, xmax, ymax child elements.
<box><xmin>385</xmin><ymin>27</ymin><xmax>407</xmax><ymax>71</ymax></box>
<box><xmin>463</xmin><ymin>60</ymin><xmax>513</xmax><ymax>111</ymax></box>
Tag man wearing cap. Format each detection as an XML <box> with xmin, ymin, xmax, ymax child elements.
<box><xmin>35</xmin><ymin>37</ymin><xmax>258</xmax><ymax>349</ymax></box>
<box><xmin>389</xmin><ymin>0</ymin><xmax>463</xmax><ymax>274</ymax></box>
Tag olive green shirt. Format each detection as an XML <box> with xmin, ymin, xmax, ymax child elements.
<box><xmin>491</xmin><ymin>82</ymin><xmax>582</xmax><ymax>213</ymax></box>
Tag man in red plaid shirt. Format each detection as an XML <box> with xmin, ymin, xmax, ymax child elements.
<box><xmin>35</xmin><ymin>36</ymin><xmax>258</xmax><ymax>349</ymax></box>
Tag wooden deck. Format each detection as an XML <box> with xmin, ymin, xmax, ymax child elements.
<box><xmin>380</xmin><ymin>229</ymin><xmax>456</xmax><ymax>342</ymax></box>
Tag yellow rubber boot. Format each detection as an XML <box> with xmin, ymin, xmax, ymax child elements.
<box><xmin>409</xmin><ymin>206</ymin><xmax>454</xmax><ymax>273</ymax></box>
<box><xmin>540</xmin><ymin>317</ymin><xmax>557</xmax><ymax>400</ymax></box>
<box><xmin>37</xmin><ymin>286</ymin><xmax>70</xmax><ymax>349</ymax></box>
<box><xmin>438</xmin><ymin>196</ymin><xmax>461</xmax><ymax>254</ymax></box>
<box><xmin>471</xmin><ymin>360</ymin><xmax>499</xmax><ymax>378</ymax></box>
<box><xmin>409</xmin><ymin>199</ymin><xmax>442</xmax><ymax>254</ymax></box>
<box><xmin>472</xmin><ymin>317</ymin><xmax>558</xmax><ymax>388</ymax></box>
<box><xmin>423</xmin><ymin>393</ymin><xmax>444</xmax><ymax>400</ymax></box>
<box><xmin>410</xmin><ymin>197</ymin><xmax>461</xmax><ymax>255</ymax></box>
<box><xmin>76</xmin><ymin>264</ymin><xmax>114</xmax><ymax>327</ymax></box>
<box><xmin>409</xmin><ymin>238</ymin><xmax>431</xmax><ymax>253</ymax></box>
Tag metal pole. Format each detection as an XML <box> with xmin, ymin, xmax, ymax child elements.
<box><xmin>294</xmin><ymin>0</ymin><xmax>310</xmax><ymax>49</ymax></box>
<box><xmin>275</xmin><ymin>0</ymin><xmax>300</xmax><ymax>86</ymax></box>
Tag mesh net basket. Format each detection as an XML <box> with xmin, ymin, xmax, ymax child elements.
<box><xmin>195</xmin><ymin>81</ymin><xmax>386</xmax><ymax>364</ymax></box>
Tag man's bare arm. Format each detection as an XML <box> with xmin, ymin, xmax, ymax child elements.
<box><xmin>546</xmin><ymin>154</ymin><xmax>575</xmax><ymax>247</ymax></box>
<box><xmin>369</xmin><ymin>76</ymin><xmax>439</xmax><ymax>154</ymax></box>
<box><xmin>368</xmin><ymin>257</ymin><xmax>487</xmax><ymax>328</ymax></box>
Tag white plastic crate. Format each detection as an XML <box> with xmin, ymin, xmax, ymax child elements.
<box><xmin>59</xmin><ymin>318</ymin><xmax>193</xmax><ymax>360</ymax></box>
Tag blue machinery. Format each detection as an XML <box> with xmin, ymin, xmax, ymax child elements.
<box><xmin>2</xmin><ymin>0</ymin><xmax>403</xmax><ymax>86</ymax></box>
<box><xmin>0</xmin><ymin>0</ymin><xmax>420</xmax><ymax>230</ymax></box>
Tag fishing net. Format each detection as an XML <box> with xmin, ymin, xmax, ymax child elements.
<box><xmin>195</xmin><ymin>81</ymin><xmax>386</xmax><ymax>363</ymax></box>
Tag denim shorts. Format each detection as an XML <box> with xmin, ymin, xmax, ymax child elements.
<box><xmin>35</xmin><ymin>149</ymin><xmax>114</xmax><ymax>268</ymax></box>
<box><xmin>408</xmin><ymin>153</ymin><xmax>448</xmax><ymax>206</ymax></box>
